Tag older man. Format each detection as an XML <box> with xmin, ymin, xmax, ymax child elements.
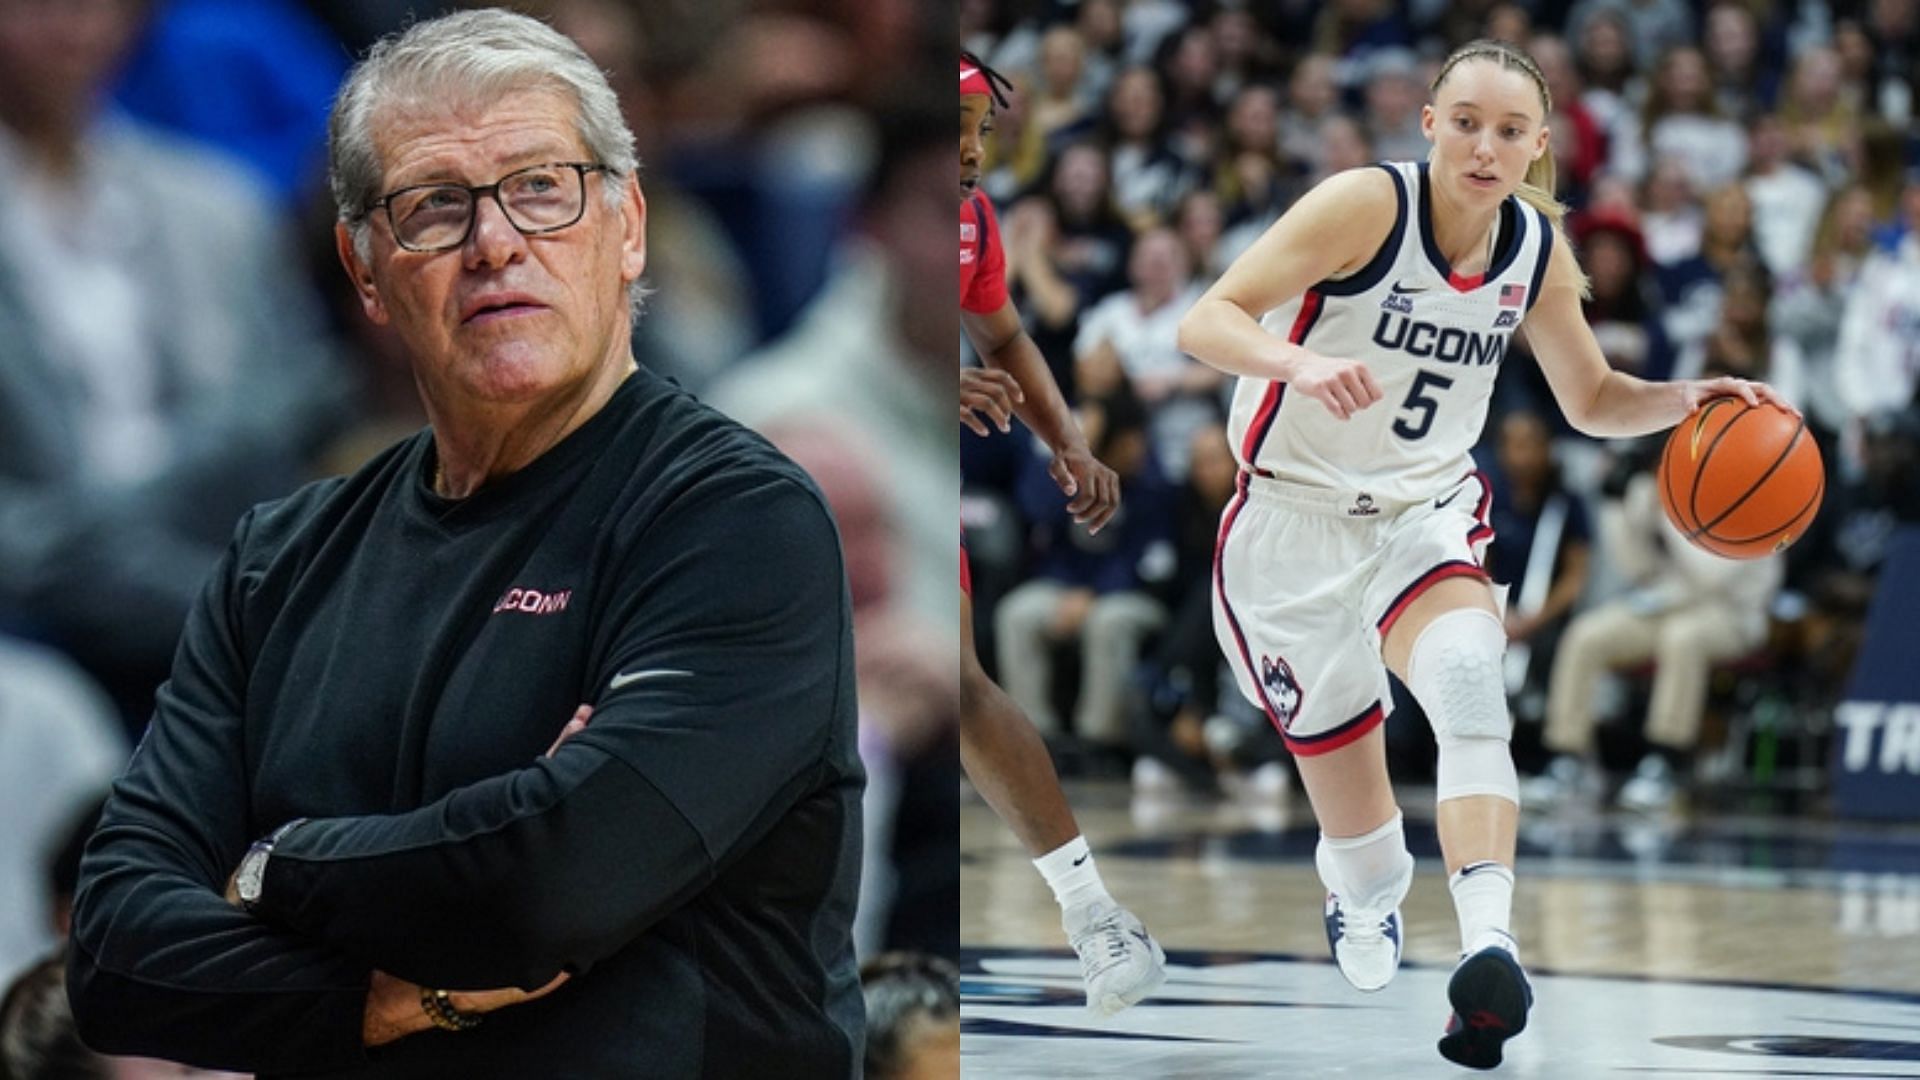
<box><xmin>66</xmin><ymin>11</ymin><xmax>864</xmax><ymax>1078</ymax></box>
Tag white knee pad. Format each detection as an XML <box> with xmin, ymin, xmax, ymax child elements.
<box><xmin>1409</xmin><ymin>608</ymin><xmax>1518</xmax><ymax>806</ymax></box>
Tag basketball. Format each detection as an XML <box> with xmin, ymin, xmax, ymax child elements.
<box><xmin>1657</xmin><ymin>398</ymin><xmax>1824</xmax><ymax>559</ymax></box>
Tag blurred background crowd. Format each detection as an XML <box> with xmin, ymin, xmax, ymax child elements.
<box><xmin>959</xmin><ymin>0</ymin><xmax>1920</xmax><ymax>816</ymax></box>
<box><xmin>0</xmin><ymin>1</ymin><xmax>959</xmax><ymax>1073</ymax></box>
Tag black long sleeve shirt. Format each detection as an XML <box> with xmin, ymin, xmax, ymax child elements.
<box><xmin>67</xmin><ymin>369</ymin><xmax>865</xmax><ymax>1078</ymax></box>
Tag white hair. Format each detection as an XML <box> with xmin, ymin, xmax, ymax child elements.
<box><xmin>328</xmin><ymin>9</ymin><xmax>648</xmax><ymax>312</ymax></box>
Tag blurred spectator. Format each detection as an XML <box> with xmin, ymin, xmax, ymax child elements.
<box><xmin>1778</xmin><ymin>45</ymin><xmax>1861</xmax><ymax>186</ymax></box>
<box><xmin>1772</xmin><ymin>184</ymin><xmax>1880</xmax><ymax>451</ymax></box>
<box><xmin>1279</xmin><ymin>52</ymin><xmax>1343</xmax><ymax>176</ymax></box>
<box><xmin>1072</xmin><ymin>226</ymin><xmax>1219</xmax><ymax>479</ymax></box>
<box><xmin>1695</xmin><ymin>261</ymin><xmax>1781</xmax><ymax>389</ymax></box>
<box><xmin>709</xmin><ymin>97</ymin><xmax>957</xmax><ymax>635</ymax></box>
<box><xmin>1174</xmin><ymin>188</ymin><xmax>1230</xmax><ymax>285</ymax></box>
<box><xmin>1700</xmin><ymin>0</ymin><xmax>1773</xmax><ymax>119</ymax></box>
<box><xmin>1567</xmin><ymin>0</ymin><xmax>1693</xmax><ymax>71</ymax></box>
<box><xmin>1485</xmin><ymin>3</ymin><xmax>1535</xmax><ymax>48</ymax></box>
<box><xmin>2</xmin><ymin>947</ymin><xmax>249</xmax><ymax>1080</ymax></box>
<box><xmin>0</xmin><ymin>641</ymin><xmax>124</xmax><ymax>980</ymax></box>
<box><xmin>1532</xmin><ymin>446</ymin><xmax>1784</xmax><ymax>812</ymax></box>
<box><xmin>1573</xmin><ymin>207</ymin><xmax>1672</xmax><ymax>378</ymax></box>
<box><xmin>1361</xmin><ymin>47</ymin><xmax>1430</xmax><ymax>163</ymax></box>
<box><xmin>1073</xmin><ymin>0</ymin><xmax>1125</xmax><ymax>102</ymax></box>
<box><xmin>1529</xmin><ymin>33</ymin><xmax>1608</xmax><ymax>205</ymax></box>
<box><xmin>1574</xmin><ymin>8</ymin><xmax>1648</xmax><ymax>182</ymax></box>
<box><xmin>1101</xmin><ymin>64</ymin><xmax>1195</xmax><ymax>228</ymax></box>
<box><xmin>1207</xmin><ymin>6</ymin><xmax>1280</xmax><ymax>103</ymax></box>
<box><xmin>1483</xmin><ymin>410</ymin><xmax>1592</xmax><ymax>726</ymax></box>
<box><xmin>1640</xmin><ymin>158</ymin><xmax>1704</xmax><ymax>265</ymax></box>
<box><xmin>1004</xmin><ymin>141</ymin><xmax>1133</xmax><ymax>383</ymax></box>
<box><xmin>1658</xmin><ymin>183</ymin><xmax>1763</xmax><ymax>380</ymax></box>
<box><xmin>1159</xmin><ymin>24</ymin><xmax>1223</xmax><ymax>132</ymax></box>
<box><xmin>1309</xmin><ymin>0</ymin><xmax>1415</xmax><ymax>61</ymax></box>
<box><xmin>1213</xmin><ymin>83</ymin><xmax>1289</xmax><ymax>228</ymax></box>
<box><xmin>1850</xmin><ymin>0</ymin><xmax>1919</xmax><ymax>122</ymax></box>
<box><xmin>1308</xmin><ymin>113</ymin><xmax>1378</xmax><ymax>185</ymax></box>
<box><xmin>1128</xmin><ymin>422</ymin><xmax>1245</xmax><ymax>791</ymax></box>
<box><xmin>1833</xmin><ymin>173</ymin><xmax>1920</xmax><ymax>440</ymax></box>
<box><xmin>1641</xmin><ymin>46</ymin><xmax>1747</xmax><ymax>193</ymax></box>
<box><xmin>860</xmin><ymin>952</ymin><xmax>959</xmax><ymax>1080</ymax></box>
<box><xmin>1743</xmin><ymin>112</ymin><xmax>1829</xmax><ymax>278</ymax></box>
<box><xmin>996</xmin><ymin>388</ymin><xmax>1173</xmax><ymax>749</ymax></box>
<box><xmin>1009</xmin><ymin>25</ymin><xmax>1098</xmax><ymax>193</ymax></box>
<box><xmin>0</xmin><ymin>0</ymin><xmax>344</xmax><ymax>710</ymax></box>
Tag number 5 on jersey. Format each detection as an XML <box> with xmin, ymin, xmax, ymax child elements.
<box><xmin>1393</xmin><ymin>370</ymin><xmax>1454</xmax><ymax>440</ymax></box>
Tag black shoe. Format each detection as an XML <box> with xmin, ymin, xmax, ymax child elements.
<box><xmin>1437</xmin><ymin>945</ymin><xmax>1532</xmax><ymax>1069</ymax></box>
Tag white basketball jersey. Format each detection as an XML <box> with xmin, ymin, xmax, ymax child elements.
<box><xmin>1227</xmin><ymin>161</ymin><xmax>1554</xmax><ymax>502</ymax></box>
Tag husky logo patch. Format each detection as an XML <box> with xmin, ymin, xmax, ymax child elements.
<box><xmin>1260</xmin><ymin>654</ymin><xmax>1303</xmax><ymax>729</ymax></box>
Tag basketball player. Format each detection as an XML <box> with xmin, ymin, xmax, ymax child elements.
<box><xmin>959</xmin><ymin>54</ymin><xmax>1166</xmax><ymax>1015</ymax></box>
<box><xmin>1178</xmin><ymin>40</ymin><xmax>1792</xmax><ymax>1068</ymax></box>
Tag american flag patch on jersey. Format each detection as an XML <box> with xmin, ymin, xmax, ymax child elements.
<box><xmin>1499</xmin><ymin>284</ymin><xmax>1526</xmax><ymax>307</ymax></box>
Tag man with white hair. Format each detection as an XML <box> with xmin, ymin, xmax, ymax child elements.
<box><xmin>66</xmin><ymin>11</ymin><xmax>864</xmax><ymax>1077</ymax></box>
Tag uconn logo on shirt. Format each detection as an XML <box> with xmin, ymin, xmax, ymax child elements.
<box><xmin>1372</xmin><ymin>312</ymin><xmax>1509</xmax><ymax>367</ymax></box>
<box><xmin>493</xmin><ymin>586</ymin><xmax>573</xmax><ymax>616</ymax></box>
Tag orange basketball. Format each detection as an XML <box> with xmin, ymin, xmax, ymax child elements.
<box><xmin>1657</xmin><ymin>398</ymin><xmax>1823</xmax><ymax>559</ymax></box>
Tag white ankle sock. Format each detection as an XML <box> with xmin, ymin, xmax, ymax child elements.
<box><xmin>1449</xmin><ymin>860</ymin><xmax>1517</xmax><ymax>957</ymax></box>
<box><xmin>1315</xmin><ymin>812</ymin><xmax>1415</xmax><ymax>912</ymax></box>
<box><xmin>1034</xmin><ymin>835</ymin><xmax>1113</xmax><ymax>911</ymax></box>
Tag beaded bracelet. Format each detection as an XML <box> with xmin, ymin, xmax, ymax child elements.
<box><xmin>420</xmin><ymin>987</ymin><xmax>483</xmax><ymax>1031</ymax></box>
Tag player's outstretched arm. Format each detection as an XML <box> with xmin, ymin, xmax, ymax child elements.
<box><xmin>963</xmin><ymin>301</ymin><xmax>1119</xmax><ymax>532</ymax></box>
<box><xmin>1177</xmin><ymin>167</ymin><xmax>1392</xmax><ymax>420</ymax></box>
<box><xmin>1526</xmin><ymin>239</ymin><xmax>1796</xmax><ymax>437</ymax></box>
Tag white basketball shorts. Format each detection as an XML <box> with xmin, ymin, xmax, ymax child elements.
<box><xmin>1211</xmin><ymin>469</ymin><xmax>1496</xmax><ymax>755</ymax></box>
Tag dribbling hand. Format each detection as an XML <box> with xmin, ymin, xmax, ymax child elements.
<box><xmin>1680</xmin><ymin>377</ymin><xmax>1797</xmax><ymax>415</ymax></box>
<box><xmin>1289</xmin><ymin>352</ymin><xmax>1384</xmax><ymax>421</ymax></box>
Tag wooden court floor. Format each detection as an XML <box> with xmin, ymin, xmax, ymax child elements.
<box><xmin>961</xmin><ymin>780</ymin><xmax>1920</xmax><ymax>1078</ymax></box>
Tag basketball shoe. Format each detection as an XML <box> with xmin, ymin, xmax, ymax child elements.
<box><xmin>1063</xmin><ymin>900</ymin><xmax>1167</xmax><ymax>1015</ymax></box>
<box><xmin>1322</xmin><ymin>891</ymin><xmax>1402</xmax><ymax>992</ymax></box>
<box><xmin>1437</xmin><ymin>939</ymin><xmax>1532</xmax><ymax>1069</ymax></box>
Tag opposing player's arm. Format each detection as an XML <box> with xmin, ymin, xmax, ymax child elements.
<box><xmin>1527</xmin><ymin>238</ymin><xmax>1792</xmax><ymax>437</ymax></box>
<box><xmin>1177</xmin><ymin>167</ymin><xmax>1394</xmax><ymax>419</ymax></box>
<box><xmin>963</xmin><ymin>301</ymin><xmax>1120</xmax><ymax>532</ymax></box>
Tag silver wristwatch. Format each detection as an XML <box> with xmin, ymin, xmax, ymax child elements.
<box><xmin>237</xmin><ymin>818</ymin><xmax>308</xmax><ymax>912</ymax></box>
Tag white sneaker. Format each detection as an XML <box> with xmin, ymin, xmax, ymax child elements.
<box><xmin>1617</xmin><ymin>754</ymin><xmax>1680</xmax><ymax>813</ymax></box>
<box><xmin>1247</xmin><ymin>761</ymin><xmax>1291</xmax><ymax>802</ymax></box>
<box><xmin>1130</xmin><ymin>755</ymin><xmax>1182</xmax><ymax>795</ymax></box>
<box><xmin>1323</xmin><ymin>891</ymin><xmax>1402</xmax><ymax>992</ymax></box>
<box><xmin>1520</xmin><ymin>754</ymin><xmax>1600</xmax><ymax>809</ymax></box>
<box><xmin>1064</xmin><ymin>900</ymin><xmax>1167</xmax><ymax>1016</ymax></box>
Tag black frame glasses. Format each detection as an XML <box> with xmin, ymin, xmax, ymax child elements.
<box><xmin>366</xmin><ymin>162</ymin><xmax>614</xmax><ymax>253</ymax></box>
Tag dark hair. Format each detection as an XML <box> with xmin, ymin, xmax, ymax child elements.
<box><xmin>960</xmin><ymin>50</ymin><xmax>1015</xmax><ymax>110</ymax></box>
<box><xmin>0</xmin><ymin>950</ymin><xmax>111</xmax><ymax>1080</ymax></box>
<box><xmin>861</xmin><ymin>952</ymin><xmax>958</xmax><ymax>1080</ymax></box>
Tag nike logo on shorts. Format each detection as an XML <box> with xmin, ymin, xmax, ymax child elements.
<box><xmin>1435</xmin><ymin>490</ymin><xmax>1462</xmax><ymax>510</ymax></box>
<box><xmin>609</xmin><ymin>668</ymin><xmax>693</xmax><ymax>690</ymax></box>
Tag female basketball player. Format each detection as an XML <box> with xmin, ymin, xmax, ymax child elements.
<box><xmin>1177</xmin><ymin>39</ymin><xmax>1791</xmax><ymax>1069</ymax></box>
<box><xmin>959</xmin><ymin>54</ymin><xmax>1165</xmax><ymax>1015</ymax></box>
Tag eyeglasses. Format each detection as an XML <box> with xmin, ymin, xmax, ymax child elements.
<box><xmin>367</xmin><ymin>162</ymin><xmax>614</xmax><ymax>253</ymax></box>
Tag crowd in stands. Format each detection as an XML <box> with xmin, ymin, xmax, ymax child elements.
<box><xmin>0</xmin><ymin>0</ymin><xmax>957</xmax><ymax>1039</ymax></box>
<box><xmin>960</xmin><ymin>0</ymin><xmax>1920</xmax><ymax>812</ymax></box>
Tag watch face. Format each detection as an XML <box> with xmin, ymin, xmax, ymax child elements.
<box><xmin>238</xmin><ymin>848</ymin><xmax>268</xmax><ymax>902</ymax></box>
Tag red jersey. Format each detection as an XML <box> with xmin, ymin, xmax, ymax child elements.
<box><xmin>959</xmin><ymin>192</ymin><xmax>1007</xmax><ymax>314</ymax></box>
